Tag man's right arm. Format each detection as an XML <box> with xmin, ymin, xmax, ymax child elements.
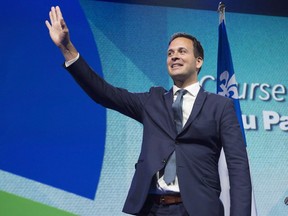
<box><xmin>45</xmin><ymin>6</ymin><xmax>146</xmax><ymax>123</ymax></box>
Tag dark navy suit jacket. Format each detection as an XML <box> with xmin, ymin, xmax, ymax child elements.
<box><xmin>66</xmin><ymin>56</ymin><xmax>252</xmax><ymax>216</ymax></box>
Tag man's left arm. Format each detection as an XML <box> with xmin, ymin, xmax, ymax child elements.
<box><xmin>220</xmin><ymin>99</ymin><xmax>252</xmax><ymax>216</ymax></box>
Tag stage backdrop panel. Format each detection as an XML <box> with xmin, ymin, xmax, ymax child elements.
<box><xmin>0</xmin><ymin>0</ymin><xmax>287</xmax><ymax>215</ymax></box>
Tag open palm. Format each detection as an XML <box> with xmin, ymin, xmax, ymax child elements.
<box><xmin>45</xmin><ymin>6</ymin><xmax>70</xmax><ymax>48</ymax></box>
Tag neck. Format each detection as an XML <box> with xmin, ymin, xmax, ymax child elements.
<box><xmin>174</xmin><ymin>80</ymin><xmax>198</xmax><ymax>88</ymax></box>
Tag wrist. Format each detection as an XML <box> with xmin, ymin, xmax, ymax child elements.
<box><xmin>59</xmin><ymin>42</ymin><xmax>78</xmax><ymax>61</ymax></box>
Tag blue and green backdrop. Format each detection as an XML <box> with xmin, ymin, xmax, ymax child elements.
<box><xmin>0</xmin><ymin>0</ymin><xmax>287</xmax><ymax>215</ymax></box>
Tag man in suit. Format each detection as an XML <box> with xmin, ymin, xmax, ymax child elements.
<box><xmin>46</xmin><ymin>6</ymin><xmax>252</xmax><ymax>216</ymax></box>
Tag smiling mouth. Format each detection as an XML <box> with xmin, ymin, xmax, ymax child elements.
<box><xmin>171</xmin><ymin>63</ymin><xmax>183</xmax><ymax>68</ymax></box>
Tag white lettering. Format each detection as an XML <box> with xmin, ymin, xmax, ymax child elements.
<box><xmin>250</xmin><ymin>83</ymin><xmax>260</xmax><ymax>100</ymax></box>
<box><xmin>199</xmin><ymin>75</ymin><xmax>215</xmax><ymax>88</ymax></box>
<box><xmin>263</xmin><ymin>111</ymin><xmax>279</xmax><ymax>130</ymax></box>
<box><xmin>272</xmin><ymin>84</ymin><xmax>286</xmax><ymax>102</ymax></box>
<box><xmin>242</xmin><ymin>115</ymin><xmax>257</xmax><ymax>130</ymax></box>
<box><xmin>259</xmin><ymin>84</ymin><xmax>270</xmax><ymax>101</ymax></box>
<box><xmin>279</xmin><ymin>116</ymin><xmax>288</xmax><ymax>131</ymax></box>
<box><xmin>199</xmin><ymin>74</ymin><xmax>287</xmax><ymax>102</ymax></box>
<box><xmin>238</xmin><ymin>83</ymin><xmax>247</xmax><ymax>100</ymax></box>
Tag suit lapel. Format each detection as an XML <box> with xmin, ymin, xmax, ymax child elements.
<box><xmin>182</xmin><ymin>87</ymin><xmax>207</xmax><ymax>132</ymax></box>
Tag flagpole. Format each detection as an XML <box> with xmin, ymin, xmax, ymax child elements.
<box><xmin>217</xmin><ymin>5</ymin><xmax>230</xmax><ymax>214</ymax></box>
<box><xmin>217</xmin><ymin>2</ymin><xmax>225</xmax><ymax>24</ymax></box>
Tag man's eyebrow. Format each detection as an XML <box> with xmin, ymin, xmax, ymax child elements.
<box><xmin>167</xmin><ymin>47</ymin><xmax>188</xmax><ymax>52</ymax></box>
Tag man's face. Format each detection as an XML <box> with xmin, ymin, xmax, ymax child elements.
<box><xmin>167</xmin><ymin>37</ymin><xmax>203</xmax><ymax>87</ymax></box>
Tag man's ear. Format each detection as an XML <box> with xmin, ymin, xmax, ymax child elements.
<box><xmin>196</xmin><ymin>57</ymin><xmax>203</xmax><ymax>69</ymax></box>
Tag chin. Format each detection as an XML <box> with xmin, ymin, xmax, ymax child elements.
<box><xmin>170</xmin><ymin>74</ymin><xmax>186</xmax><ymax>83</ymax></box>
<box><xmin>169</xmin><ymin>70</ymin><xmax>184</xmax><ymax>77</ymax></box>
<box><xmin>170</xmin><ymin>72</ymin><xmax>187</xmax><ymax>79</ymax></box>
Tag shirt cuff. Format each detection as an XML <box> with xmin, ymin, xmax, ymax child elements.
<box><xmin>64</xmin><ymin>53</ymin><xmax>80</xmax><ymax>67</ymax></box>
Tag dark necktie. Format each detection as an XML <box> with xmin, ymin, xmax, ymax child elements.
<box><xmin>164</xmin><ymin>89</ymin><xmax>187</xmax><ymax>184</ymax></box>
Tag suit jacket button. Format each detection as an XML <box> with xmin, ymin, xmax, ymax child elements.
<box><xmin>162</xmin><ymin>159</ymin><xmax>166</xmax><ymax>163</ymax></box>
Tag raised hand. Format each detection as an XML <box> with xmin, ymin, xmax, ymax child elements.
<box><xmin>45</xmin><ymin>6</ymin><xmax>70</xmax><ymax>47</ymax></box>
<box><xmin>45</xmin><ymin>6</ymin><xmax>78</xmax><ymax>61</ymax></box>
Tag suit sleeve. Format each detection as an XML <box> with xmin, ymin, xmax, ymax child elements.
<box><xmin>220</xmin><ymin>99</ymin><xmax>252</xmax><ymax>216</ymax></box>
<box><xmin>65</xmin><ymin>55</ymin><xmax>148</xmax><ymax>123</ymax></box>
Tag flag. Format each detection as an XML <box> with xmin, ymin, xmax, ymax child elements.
<box><xmin>217</xmin><ymin>3</ymin><xmax>257</xmax><ymax>216</ymax></box>
<box><xmin>217</xmin><ymin>13</ymin><xmax>246</xmax><ymax>142</ymax></box>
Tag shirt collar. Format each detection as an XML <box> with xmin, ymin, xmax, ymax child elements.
<box><xmin>173</xmin><ymin>82</ymin><xmax>200</xmax><ymax>97</ymax></box>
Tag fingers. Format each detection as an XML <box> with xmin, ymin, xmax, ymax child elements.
<box><xmin>56</xmin><ymin>6</ymin><xmax>63</xmax><ymax>21</ymax></box>
<box><xmin>45</xmin><ymin>20</ymin><xmax>51</xmax><ymax>30</ymax></box>
<box><xmin>46</xmin><ymin>5</ymin><xmax>68</xmax><ymax>34</ymax></box>
<box><xmin>49</xmin><ymin>6</ymin><xmax>62</xmax><ymax>25</ymax></box>
<box><xmin>49</xmin><ymin>7</ymin><xmax>56</xmax><ymax>25</ymax></box>
<box><xmin>56</xmin><ymin>6</ymin><xmax>67</xmax><ymax>30</ymax></box>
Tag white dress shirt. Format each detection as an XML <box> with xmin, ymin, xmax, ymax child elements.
<box><xmin>65</xmin><ymin>53</ymin><xmax>80</xmax><ymax>67</ymax></box>
<box><xmin>154</xmin><ymin>82</ymin><xmax>201</xmax><ymax>194</ymax></box>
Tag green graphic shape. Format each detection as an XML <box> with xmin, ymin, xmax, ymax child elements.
<box><xmin>0</xmin><ymin>191</ymin><xmax>76</xmax><ymax>216</ymax></box>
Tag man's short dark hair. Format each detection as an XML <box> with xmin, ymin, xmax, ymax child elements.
<box><xmin>169</xmin><ymin>32</ymin><xmax>204</xmax><ymax>73</ymax></box>
<box><xmin>169</xmin><ymin>32</ymin><xmax>204</xmax><ymax>59</ymax></box>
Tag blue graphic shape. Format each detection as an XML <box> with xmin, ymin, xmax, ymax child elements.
<box><xmin>81</xmin><ymin>1</ymin><xmax>170</xmax><ymax>88</ymax></box>
<box><xmin>0</xmin><ymin>0</ymin><xmax>105</xmax><ymax>199</ymax></box>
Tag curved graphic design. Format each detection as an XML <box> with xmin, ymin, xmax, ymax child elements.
<box><xmin>0</xmin><ymin>0</ymin><xmax>105</xmax><ymax>199</ymax></box>
<box><xmin>0</xmin><ymin>1</ymin><xmax>288</xmax><ymax>215</ymax></box>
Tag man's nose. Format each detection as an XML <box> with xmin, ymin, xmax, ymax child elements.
<box><xmin>171</xmin><ymin>53</ymin><xmax>180</xmax><ymax>61</ymax></box>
